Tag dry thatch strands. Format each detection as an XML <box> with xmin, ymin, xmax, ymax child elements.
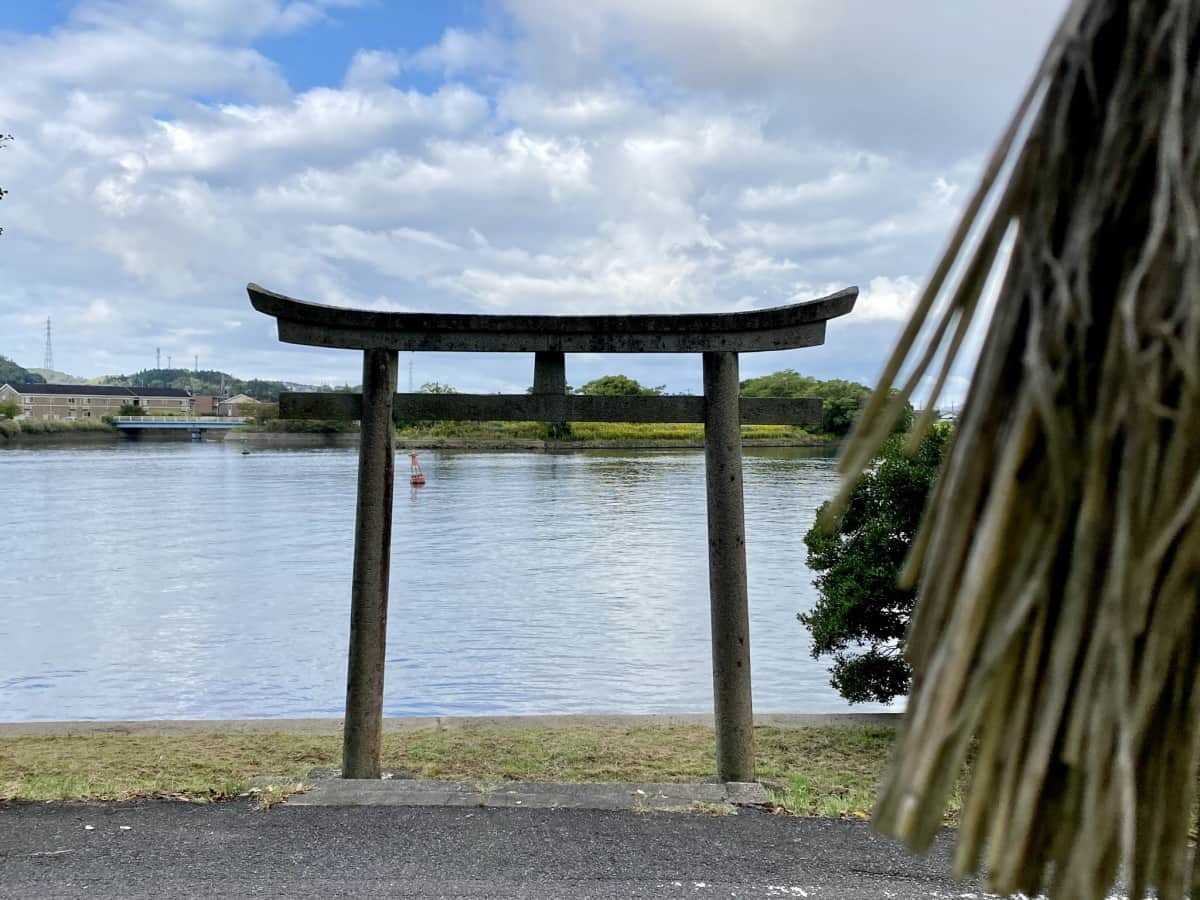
<box><xmin>834</xmin><ymin>0</ymin><xmax>1200</xmax><ymax>897</ymax></box>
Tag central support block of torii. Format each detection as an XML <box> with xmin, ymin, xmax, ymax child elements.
<box><xmin>249</xmin><ymin>283</ymin><xmax>857</xmax><ymax>783</ymax></box>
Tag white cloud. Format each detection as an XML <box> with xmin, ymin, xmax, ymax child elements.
<box><xmin>72</xmin><ymin>0</ymin><xmax>358</xmax><ymax>40</ymax></box>
<box><xmin>343</xmin><ymin>50</ymin><xmax>402</xmax><ymax>90</ymax></box>
<box><xmin>146</xmin><ymin>84</ymin><xmax>490</xmax><ymax>177</ymax></box>
<box><xmin>852</xmin><ymin>276</ymin><xmax>922</xmax><ymax>323</ymax></box>
<box><xmin>406</xmin><ymin>28</ymin><xmax>510</xmax><ymax>75</ymax></box>
<box><xmin>4</xmin><ymin>25</ymin><xmax>289</xmax><ymax>105</ymax></box>
<box><xmin>506</xmin><ymin>0</ymin><xmax>819</xmax><ymax>85</ymax></box>
<box><xmin>506</xmin><ymin>0</ymin><xmax>1066</xmax><ymax>155</ymax></box>
<box><xmin>736</xmin><ymin>152</ymin><xmax>892</xmax><ymax>211</ymax></box>
<box><xmin>254</xmin><ymin>130</ymin><xmax>594</xmax><ymax>230</ymax></box>
<box><xmin>81</xmin><ymin>299</ymin><xmax>117</xmax><ymax>323</ymax></box>
<box><xmin>496</xmin><ymin>85</ymin><xmax>641</xmax><ymax>134</ymax></box>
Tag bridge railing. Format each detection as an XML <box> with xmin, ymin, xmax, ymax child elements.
<box><xmin>112</xmin><ymin>416</ymin><xmax>249</xmax><ymax>424</ymax></box>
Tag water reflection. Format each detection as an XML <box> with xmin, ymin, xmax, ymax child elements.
<box><xmin>0</xmin><ymin>442</ymin><xmax>893</xmax><ymax>721</ymax></box>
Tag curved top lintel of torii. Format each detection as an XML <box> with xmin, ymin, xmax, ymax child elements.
<box><xmin>248</xmin><ymin>283</ymin><xmax>857</xmax><ymax>354</ymax></box>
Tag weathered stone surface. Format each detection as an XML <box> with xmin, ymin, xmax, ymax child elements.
<box><xmin>703</xmin><ymin>351</ymin><xmax>755</xmax><ymax>783</ymax></box>
<box><xmin>287</xmin><ymin>779</ymin><xmax>769</xmax><ymax>810</ymax></box>
<box><xmin>341</xmin><ymin>349</ymin><xmax>397</xmax><ymax>779</ymax></box>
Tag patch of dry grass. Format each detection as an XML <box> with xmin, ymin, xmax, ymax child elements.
<box><xmin>0</xmin><ymin>725</ymin><xmax>911</xmax><ymax>818</ymax></box>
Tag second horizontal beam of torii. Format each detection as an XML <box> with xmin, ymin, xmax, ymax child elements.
<box><xmin>280</xmin><ymin>391</ymin><xmax>823</xmax><ymax>426</ymax></box>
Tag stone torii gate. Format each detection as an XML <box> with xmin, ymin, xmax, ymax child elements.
<box><xmin>249</xmin><ymin>283</ymin><xmax>857</xmax><ymax>783</ymax></box>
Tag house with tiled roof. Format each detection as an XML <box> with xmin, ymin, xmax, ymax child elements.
<box><xmin>0</xmin><ymin>383</ymin><xmax>194</xmax><ymax>420</ymax></box>
<box><xmin>217</xmin><ymin>393</ymin><xmax>259</xmax><ymax>416</ymax></box>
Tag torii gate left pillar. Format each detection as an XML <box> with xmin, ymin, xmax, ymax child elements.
<box><xmin>702</xmin><ymin>350</ymin><xmax>754</xmax><ymax>778</ymax></box>
<box><xmin>342</xmin><ymin>348</ymin><xmax>397</xmax><ymax>777</ymax></box>
<box><xmin>249</xmin><ymin>283</ymin><xmax>857</xmax><ymax>782</ymax></box>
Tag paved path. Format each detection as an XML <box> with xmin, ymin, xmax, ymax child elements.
<box><xmin>0</xmin><ymin>800</ymin><xmax>971</xmax><ymax>899</ymax></box>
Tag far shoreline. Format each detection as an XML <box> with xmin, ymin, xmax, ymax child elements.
<box><xmin>3</xmin><ymin>428</ymin><xmax>839</xmax><ymax>453</ymax></box>
<box><xmin>0</xmin><ymin>711</ymin><xmax>901</xmax><ymax>737</ymax></box>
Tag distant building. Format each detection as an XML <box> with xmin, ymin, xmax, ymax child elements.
<box><xmin>193</xmin><ymin>395</ymin><xmax>217</xmax><ymax>416</ymax></box>
<box><xmin>0</xmin><ymin>383</ymin><xmax>194</xmax><ymax>420</ymax></box>
<box><xmin>218</xmin><ymin>393</ymin><xmax>259</xmax><ymax>416</ymax></box>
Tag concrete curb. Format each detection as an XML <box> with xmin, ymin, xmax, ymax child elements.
<box><xmin>0</xmin><ymin>712</ymin><xmax>901</xmax><ymax>737</ymax></box>
<box><xmin>284</xmin><ymin>777</ymin><xmax>770</xmax><ymax>811</ymax></box>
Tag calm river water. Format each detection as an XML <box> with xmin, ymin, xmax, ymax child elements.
<box><xmin>0</xmin><ymin>441</ymin><xmax>896</xmax><ymax>721</ymax></box>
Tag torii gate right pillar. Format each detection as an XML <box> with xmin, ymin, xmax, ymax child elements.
<box><xmin>703</xmin><ymin>351</ymin><xmax>754</xmax><ymax>782</ymax></box>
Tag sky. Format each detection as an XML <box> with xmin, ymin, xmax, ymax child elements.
<box><xmin>0</xmin><ymin>0</ymin><xmax>1067</xmax><ymax>397</ymax></box>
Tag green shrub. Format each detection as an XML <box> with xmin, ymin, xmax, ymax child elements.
<box><xmin>575</xmin><ymin>375</ymin><xmax>665</xmax><ymax>396</ymax></box>
<box><xmin>800</xmin><ymin>424</ymin><xmax>952</xmax><ymax>703</ymax></box>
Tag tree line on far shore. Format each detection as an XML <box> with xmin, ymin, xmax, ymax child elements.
<box><xmin>0</xmin><ymin>359</ymin><xmax>871</xmax><ymax>439</ymax></box>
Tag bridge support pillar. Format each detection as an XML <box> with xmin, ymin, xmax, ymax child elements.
<box><xmin>703</xmin><ymin>351</ymin><xmax>754</xmax><ymax>783</ymax></box>
<box><xmin>342</xmin><ymin>348</ymin><xmax>398</xmax><ymax>778</ymax></box>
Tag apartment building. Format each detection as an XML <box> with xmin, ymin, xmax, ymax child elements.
<box><xmin>0</xmin><ymin>383</ymin><xmax>194</xmax><ymax>420</ymax></box>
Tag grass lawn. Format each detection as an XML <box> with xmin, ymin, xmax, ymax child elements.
<box><xmin>0</xmin><ymin>725</ymin><xmax>912</xmax><ymax>817</ymax></box>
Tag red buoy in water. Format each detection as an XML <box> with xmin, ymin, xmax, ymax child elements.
<box><xmin>409</xmin><ymin>452</ymin><xmax>426</xmax><ymax>486</ymax></box>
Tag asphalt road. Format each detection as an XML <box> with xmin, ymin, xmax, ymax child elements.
<box><xmin>0</xmin><ymin>800</ymin><xmax>975</xmax><ymax>899</ymax></box>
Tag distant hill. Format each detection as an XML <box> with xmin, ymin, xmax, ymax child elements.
<box><xmin>0</xmin><ymin>356</ymin><xmax>45</xmax><ymax>385</ymax></box>
<box><xmin>28</xmin><ymin>368</ymin><xmax>87</xmax><ymax>384</ymax></box>
<box><xmin>4</xmin><ymin>360</ymin><xmax>349</xmax><ymax>400</ymax></box>
<box><xmin>96</xmin><ymin>368</ymin><xmax>347</xmax><ymax>401</ymax></box>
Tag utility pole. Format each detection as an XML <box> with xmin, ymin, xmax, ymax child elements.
<box><xmin>167</xmin><ymin>355</ymin><xmax>172</xmax><ymax>370</ymax></box>
<box><xmin>43</xmin><ymin>318</ymin><xmax>53</xmax><ymax>372</ymax></box>
<box><xmin>408</xmin><ymin>353</ymin><xmax>414</xmax><ymax>393</ymax></box>
<box><xmin>156</xmin><ymin>347</ymin><xmax>161</xmax><ymax>370</ymax></box>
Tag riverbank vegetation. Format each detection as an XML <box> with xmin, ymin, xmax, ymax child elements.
<box><xmin>739</xmin><ymin>370</ymin><xmax>870</xmax><ymax>437</ymax></box>
<box><xmin>242</xmin><ymin>418</ymin><xmax>359</xmax><ymax>434</ymax></box>
<box><xmin>0</xmin><ymin>418</ymin><xmax>117</xmax><ymax>440</ymax></box>
<box><xmin>0</xmin><ymin>724</ymin><xmax>924</xmax><ymax>818</ymax></box>
<box><xmin>394</xmin><ymin>420</ymin><xmax>820</xmax><ymax>444</ymax></box>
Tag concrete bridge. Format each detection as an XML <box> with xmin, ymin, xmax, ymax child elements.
<box><xmin>112</xmin><ymin>416</ymin><xmax>247</xmax><ymax>440</ymax></box>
